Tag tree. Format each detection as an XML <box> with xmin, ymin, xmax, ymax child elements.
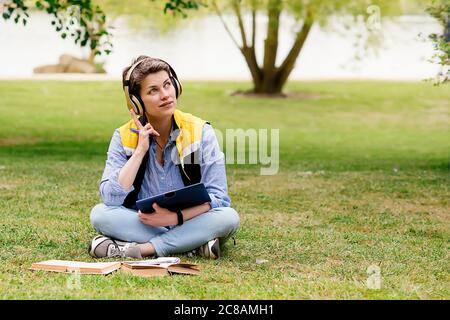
<box><xmin>0</xmin><ymin>0</ymin><xmax>190</xmax><ymax>63</ymax></box>
<box><xmin>1</xmin><ymin>0</ymin><xmax>114</xmax><ymax>63</ymax></box>
<box><xmin>3</xmin><ymin>0</ymin><xmax>435</xmax><ymax>92</ymax></box>
<box><xmin>163</xmin><ymin>0</ymin><xmax>429</xmax><ymax>95</ymax></box>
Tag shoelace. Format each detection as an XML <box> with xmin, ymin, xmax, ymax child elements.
<box><xmin>109</xmin><ymin>241</ymin><xmax>136</xmax><ymax>258</ymax></box>
<box><xmin>108</xmin><ymin>244</ymin><xmax>125</xmax><ymax>257</ymax></box>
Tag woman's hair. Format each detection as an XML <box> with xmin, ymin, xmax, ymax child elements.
<box><xmin>122</xmin><ymin>55</ymin><xmax>171</xmax><ymax>96</ymax></box>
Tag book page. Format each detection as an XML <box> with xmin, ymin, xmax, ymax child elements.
<box><xmin>123</xmin><ymin>257</ymin><xmax>180</xmax><ymax>267</ymax></box>
<box><xmin>32</xmin><ymin>260</ymin><xmax>120</xmax><ymax>270</ymax></box>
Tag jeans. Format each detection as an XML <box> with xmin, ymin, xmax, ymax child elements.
<box><xmin>90</xmin><ymin>203</ymin><xmax>240</xmax><ymax>257</ymax></box>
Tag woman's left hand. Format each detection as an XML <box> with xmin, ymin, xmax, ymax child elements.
<box><xmin>138</xmin><ymin>203</ymin><xmax>177</xmax><ymax>227</ymax></box>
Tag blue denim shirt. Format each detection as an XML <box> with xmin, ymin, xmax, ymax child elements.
<box><xmin>99</xmin><ymin>122</ymin><xmax>230</xmax><ymax>209</ymax></box>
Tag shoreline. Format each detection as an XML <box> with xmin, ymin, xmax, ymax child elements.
<box><xmin>0</xmin><ymin>74</ymin><xmax>431</xmax><ymax>82</ymax></box>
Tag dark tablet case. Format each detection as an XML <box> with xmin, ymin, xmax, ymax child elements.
<box><xmin>136</xmin><ymin>182</ymin><xmax>211</xmax><ymax>213</ymax></box>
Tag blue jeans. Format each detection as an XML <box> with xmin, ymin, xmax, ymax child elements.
<box><xmin>90</xmin><ymin>204</ymin><xmax>240</xmax><ymax>257</ymax></box>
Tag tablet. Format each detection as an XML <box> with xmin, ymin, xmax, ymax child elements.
<box><xmin>136</xmin><ymin>183</ymin><xmax>211</xmax><ymax>213</ymax></box>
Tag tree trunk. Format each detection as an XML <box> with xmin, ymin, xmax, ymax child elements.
<box><xmin>260</xmin><ymin>0</ymin><xmax>281</xmax><ymax>93</ymax></box>
<box><xmin>241</xmin><ymin>46</ymin><xmax>262</xmax><ymax>91</ymax></box>
<box><xmin>251</xmin><ymin>4</ymin><xmax>313</xmax><ymax>95</ymax></box>
<box><xmin>88</xmin><ymin>50</ymin><xmax>96</xmax><ymax>65</ymax></box>
<box><xmin>214</xmin><ymin>0</ymin><xmax>314</xmax><ymax>95</ymax></box>
<box><xmin>254</xmin><ymin>73</ymin><xmax>281</xmax><ymax>94</ymax></box>
<box><xmin>274</xmin><ymin>9</ymin><xmax>314</xmax><ymax>93</ymax></box>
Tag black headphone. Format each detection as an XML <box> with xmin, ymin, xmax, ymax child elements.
<box><xmin>123</xmin><ymin>57</ymin><xmax>182</xmax><ymax>116</ymax></box>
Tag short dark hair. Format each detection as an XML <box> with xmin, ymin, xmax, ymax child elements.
<box><xmin>122</xmin><ymin>55</ymin><xmax>171</xmax><ymax>96</ymax></box>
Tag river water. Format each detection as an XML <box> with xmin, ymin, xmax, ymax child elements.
<box><xmin>0</xmin><ymin>12</ymin><xmax>442</xmax><ymax>80</ymax></box>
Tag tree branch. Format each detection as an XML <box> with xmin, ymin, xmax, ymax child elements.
<box><xmin>211</xmin><ymin>0</ymin><xmax>241</xmax><ymax>50</ymax></box>
<box><xmin>276</xmin><ymin>8</ymin><xmax>314</xmax><ymax>88</ymax></box>
<box><xmin>251</xmin><ymin>0</ymin><xmax>256</xmax><ymax>48</ymax></box>
<box><xmin>212</xmin><ymin>0</ymin><xmax>261</xmax><ymax>89</ymax></box>
<box><xmin>231</xmin><ymin>0</ymin><xmax>248</xmax><ymax>49</ymax></box>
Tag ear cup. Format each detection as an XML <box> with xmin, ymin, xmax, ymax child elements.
<box><xmin>164</xmin><ymin>60</ymin><xmax>182</xmax><ymax>98</ymax></box>
<box><xmin>170</xmin><ymin>76</ymin><xmax>182</xmax><ymax>98</ymax></box>
<box><xmin>130</xmin><ymin>94</ymin><xmax>145</xmax><ymax>116</ymax></box>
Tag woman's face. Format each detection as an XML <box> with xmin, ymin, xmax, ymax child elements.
<box><xmin>139</xmin><ymin>70</ymin><xmax>177</xmax><ymax>120</ymax></box>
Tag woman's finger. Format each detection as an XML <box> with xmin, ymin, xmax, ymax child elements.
<box><xmin>141</xmin><ymin>127</ymin><xmax>160</xmax><ymax>137</ymax></box>
<box><xmin>130</xmin><ymin>109</ymin><xmax>144</xmax><ymax>129</ymax></box>
<box><xmin>132</xmin><ymin>124</ymin><xmax>153</xmax><ymax>136</ymax></box>
<box><xmin>138</xmin><ymin>212</ymin><xmax>148</xmax><ymax>221</ymax></box>
<box><xmin>149</xmin><ymin>128</ymin><xmax>160</xmax><ymax>137</ymax></box>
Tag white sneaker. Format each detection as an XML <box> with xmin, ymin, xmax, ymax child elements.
<box><xmin>88</xmin><ymin>235</ymin><xmax>142</xmax><ymax>259</ymax></box>
<box><xmin>198</xmin><ymin>238</ymin><xmax>220</xmax><ymax>260</ymax></box>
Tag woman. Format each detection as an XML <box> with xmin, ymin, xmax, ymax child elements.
<box><xmin>88</xmin><ymin>56</ymin><xmax>239</xmax><ymax>259</ymax></box>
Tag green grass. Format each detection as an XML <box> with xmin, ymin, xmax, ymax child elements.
<box><xmin>0</xmin><ymin>80</ymin><xmax>448</xmax><ymax>299</ymax></box>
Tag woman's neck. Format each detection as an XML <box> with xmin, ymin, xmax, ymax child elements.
<box><xmin>146</xmin><ymin>113</ymin><xmax>172</xmax><ymax>144</ymax></box>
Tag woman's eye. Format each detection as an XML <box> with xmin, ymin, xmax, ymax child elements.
<box><xmin>164</xmin><ymin>82</ymin><xmax>171</xmax><ymax>88</ymax></box>
<box><xmin>149</xmin><ymin>89</ymin><xmax>157</xmax><ymax>94</ymax></box>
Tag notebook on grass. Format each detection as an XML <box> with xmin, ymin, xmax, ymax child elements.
<box><xmin>121</xmin><ymin>257</ymin><xmax>200</xmax><ymax>277</ymax></box>
<box><xmin>30</xmin><ymin>260</ymin><xmax>121</xmax><ymax>275</ymax></box>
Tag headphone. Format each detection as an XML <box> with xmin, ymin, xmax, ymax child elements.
<box><xmin>123</xmin><ymin>57</ymin><xmax>182</xmax><ymax>116</ymax></box>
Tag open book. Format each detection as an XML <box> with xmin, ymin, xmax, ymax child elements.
<box><xmin>30</xmin><ymin>260</ymin><xmax>122</xmax><ymax>275</ymax></box>
<box><xmin>30</xmin><ymin>257</ymin><xmax>199</xmax><ymax>277</ymax></box>
<box><xmin>121</xmin><ymin>257</ymin><xmax>200</xmax><ymax>277</ymax></box>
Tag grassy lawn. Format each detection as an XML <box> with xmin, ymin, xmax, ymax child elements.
<box><xmin>0</xmin><ymin>80</ymin><xmax>448</xmax><ymax>299</ymax></box>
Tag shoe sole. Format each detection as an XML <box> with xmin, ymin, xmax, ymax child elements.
<box><xmin>200</xmin><ymin>238</ymin><xmax>220</xmax><ymax>259</ymax></box>
<box><xmin>88</xmin><ymin>235</ymin><xmax>111</xmax><ymax>258</ymax></box>
<box><xmin>211</xmin><ymin>238</ymin><xmax>221</xmax><ymax>259</ymax></box>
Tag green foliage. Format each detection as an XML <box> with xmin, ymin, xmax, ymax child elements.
<box><xmin>1</xmin><ymin>0</ymin><xmax>29</xmax><ymax>25</ymax></box>
<box><xmin>96</xmin><ymin>0</ymin><xmax>208</xmax><ymax>35</ymax></box>
<box><xmin>163</xmin><ymin>0</ymin><xmax>207</xmax><ymax>17</ymax></box>
<box><xmin>162</xmin><ymin>0</ymin><xmax>427</xmax><ymax>20</ymax></box>
<box><xmin>425</xmin><ymin>0</ymin><xmax>449</xmax><ymax>85</ymax></box>
<box><xmin>161</xmin><ymin>0</ymin><xmax>433</xmax><ymax>94</ymax></box>
<box><xmin>1</xmin><ymin>0</ymin><xmax>200</xmax><ymax>57</ymax></box>
<box><xmin>1</xmin><ymin>0</ymin><xmax>113</xmax><ymax>57</ymax></box>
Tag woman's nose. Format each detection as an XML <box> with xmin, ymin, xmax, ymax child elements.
<box><xmin>161</xmin><ymin>88</ymin><xmax>170</xmax><ymax>99</ymax></box>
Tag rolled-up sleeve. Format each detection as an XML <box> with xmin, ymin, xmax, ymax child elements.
<box><xmin>99</xmin><ymin>129</ymin><xmax>134</xmax><ymax>206</ymax></box>
<box><xmin>200</xmin><ymin>124</ymin><xmax>231</xmax><ymax>208</ymax></box>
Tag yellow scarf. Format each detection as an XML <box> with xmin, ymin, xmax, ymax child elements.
<box><xmin>119</xmin><ymin>109</ymin><xmax>207</xmax><ymax>170</ymax></box>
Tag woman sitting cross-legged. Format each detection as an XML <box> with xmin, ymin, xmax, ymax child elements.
<box><xmin>88</xmin><ymin>55</ymin><xmax>239</xmax><ymax>260</ymax></box>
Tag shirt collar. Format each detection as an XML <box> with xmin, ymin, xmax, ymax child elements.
<box><xmin>169</xmin><ymin>117</ymin><xmax>180</xmax><ymax>143</ymax></box>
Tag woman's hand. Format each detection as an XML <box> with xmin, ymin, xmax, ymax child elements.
<box><xmin>138</xmin><ymin>203</ymin><xmax>178</xmax><ymax>227</ymax></box>
<box><xmin>130</xmin><ymin>109</ymin><xmax>160</xmax><ymax>155</ymax></box>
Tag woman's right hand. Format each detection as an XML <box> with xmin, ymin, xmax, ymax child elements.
<box><xmin>130</xmin><ymin>109</ymin><xmax>160</xmax><ymax>155</ymax></box>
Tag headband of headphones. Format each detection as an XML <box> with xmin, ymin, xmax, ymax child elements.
<box><xmin>123</xmin><ymin>57</ymin><xmax>182</xmax><ymax>116</ymax></box>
